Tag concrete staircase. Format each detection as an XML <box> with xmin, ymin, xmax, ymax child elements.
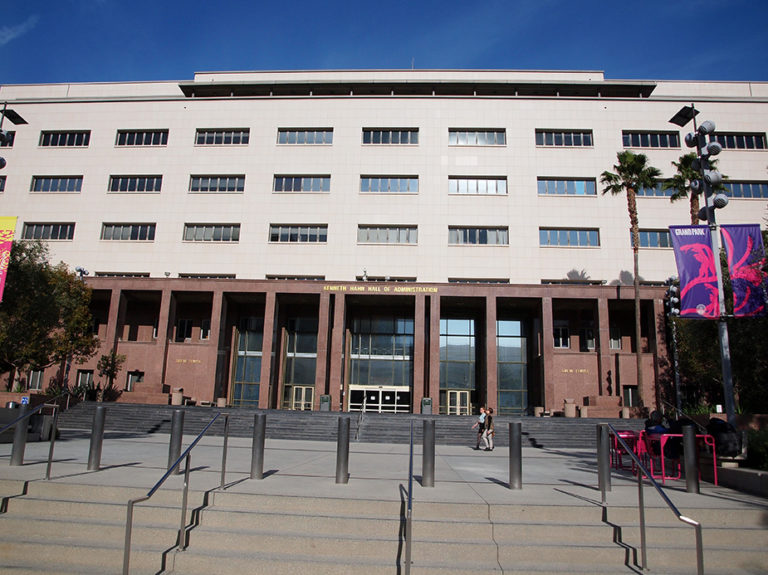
<box><xmin>1</xmin><ymin>479</ymin><xmax>765</xmax><ymax>574</ymax></box>
<box><xmin>58</xmin><ymin>402</ymin><xmax>646</xmax><ymax>449</ymax></box>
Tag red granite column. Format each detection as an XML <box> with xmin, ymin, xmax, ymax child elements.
<box><xmin>597</xmin><ymin>296</ymin><xmax>611</xmax><ymax>396</ymax></box>
<box><xmin>428</xmin><ymin>294</ymin><xmax>441</xmax><ymax>411</ymax></box>
<box><xmin>328</xmin><ymin>293</ymin><xmax>346</xmax><ymax>412</ymax></box>
<box><xmin>313</xmin><ymin>291</ymin><xmax>331</xmax><ymax>410</ymax></box>
<box><xmin>104</xmin><ymin>288</ymin><xmax>123</xmax><ymax>348</ymax></box>
<box><xmin>412</xmin><ymin>294</ymin><xmax>426</xmax><ymax>413</ymax></box>
<box><xmin>485</xmin><ymin>295</ymin><xmax>498</xmax><ymax>413</ymax></box>
<box><xmin>541</xmin><ymin>296</ymin><xmax>556</xmax><ymax>412</ymax></box>
<box><xmin>258</xmin><ymin>290</ymin><xmax>277</xmax><ymax>410</ymax></box>
<box><xmin>157</xmin><ymin>288</ymin><xmax>173</xmax><ymax>388</ymax></box>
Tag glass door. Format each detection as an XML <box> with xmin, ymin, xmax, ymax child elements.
<box><xmin>447</xmin><ymin>390</ymin><xmax>470</xmax><ymax>415</ymax></box>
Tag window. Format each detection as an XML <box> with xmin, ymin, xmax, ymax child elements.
<box><xmin>450</xmin><ymin>278</ymin><xmax>509</xmax><ymax>284</ymax></box>
<box><xmin>634</xmin><ymin>229</ymin><xmax>671</xmax><ymax>248</ymax></box>
<box><xmin>273</xmin><ymin>175</ymin><xmax>331</xmax><ymax>193</ymax></box>
<box><xmin>31</xmin><ymin>176</ymin><xmax>83</xmax><ymax>193</ymax></box>
<box><xmin>40</xmin><ymin>130</ymin><xmax>90</xmax><ymax>147</ymax></box>
<box><xmin>439</xmin><ymin>318</ymin><xmax>475</xmax><ymax>398</ymax></box>
<box><xmin>497</xmin><ymin>319</ymin><xmax>527</xmax><ymax>415</ymax></box>
<box><xmin>176</xmin><ymin>319</ymin><xmax>193</xmax><ymax>342</ymax></box>
<box><xmin>195</xmin><ymin>128</ymin><xmax>249</xmax><ymax>145</ymax></box>
<box><xmin>713</xmin><ymin>132</ymin><xmax>766</xmax><ymax>150</ymax></box>
<box><xmin>0</xmin><ymin>176</ymin><xmax>5</xmax><ymax>192</ymax></box>
<box><xmin>360</xmin><ymin>176</ymin><xmax>418</xmax><ymax>193</ymax></box>
<box><xmin>723</xmin><ymin>181</ymin><xmax>768</xmax><ymax>199</ymax></box>
<box><xmin>22</xmin><ymin>223</ymin><xmax>75</xmax><ymax>240</ymax></box>
<box><xmin>179</xmin><ymin>273</ymin><xmax>237</xmax><ymax>279</ymax></box>
<box><xmin>579</xmin><ymin>326</ymin><xmax>596</xmax><ymax>352</ymax></box>
<box><xmin>553</xmin><ymin>321</ymin><xmax>569</xmax><ymax>349</ymax></box>
<box><xmin>201</xmin><ymin>319</ymin><xmax>211</xmax><ymax>340</ymax></box>
<box><xmin>637</xmin><ymin>182</ymin><xmax>672</xmax><ymax>197</ymax></box>
<box><xmin>0</xmin><ymin>131</ymin><xmax>15</xmax><ymax>147</ymax></box>
<box><xmin>189</xmin><ymin>175</ymin><xmax>245</xmax><ymax>193</ymax></box>
<box><xmin>125</xmin><ymin>371</ymin><xmax>144</xmax><ymax>392</ymax></box>
<box><xmin>95</xmin><ymin>271</ymin><xmax>150</xmax><ymax>277</ymax></box>
<box><xmin>76</xmin><ymin>370</ymin><xmax>94</xmax><ymax>387</ymax></box>
<box><xmin>448</xmin><ymin>227</ymin><xmax>509</xmax><ymax>246</ymax></box>
<box><xmin>449</xmin><ymin>177</ymin><xmax>507</xmax><ymax>195</ymax></box>
<box><xmin>116</xmin><ymin>130</ymin><xmax>168</xmax><ymax>146</ymax></box>
<box><xmin>610</xmin><ymin>325</ymin><xmax>622</xmax><ymax>350</ymax></box>
<box><xmin>183</xmin><ymin>223</ymin><xmax>240</xmax><ymax>242</ymax></box>
<box><xmin>622</xmin><ymin>131</ymin><xmax>679</xmax><ymax>148</ymax></box>
<box><xmin>535</xmin><ymin>130</ymin><xmax>593</xmax><ymax>147</ymax></box>
<box><xmin>277</xmin><ymin>128</ymin><xmax>333</xmax><ymax>145</ymax></box>
<box><xmin>109</xmin><ymin>175</ymin><xmax>162</xmax><ymax>193</ymax></box>
<box><xmin>269</xmin><ymin>224</ymin><xmax>327</xmax><ymax>243</ymax></box>
<box><xmin>357</xmin><ymin>225</ymin><xmax>417</xmax><ymax>244</ymax></box>
<box><xmin>537</xmin><ymin>178</ymin><xmax>596</xmax><ymax>196</ymax></box>
<box><xmin>266</xmin><ymin>275</ymin><xmax>325</xmax><ymax>281</ymax></box>
<box><xmin>28</xmin><ymin>369</ymin><xmax>44</xmax><ymax>391</ymax></box>
<box><xmin>623</xmin><ymin>385</ymin><xmax>638</xmax><ymax>408</ymax></box>
<box><xmin>350</xmin><ymin>316</ymin><xmax>414</xmax><ymax>390</ymax></box>
<box><xmin>363</xmin><ymin>128</ymin><xmax>418</xmax><ymax>145</ymax></box>
<box><xmin>101</xmin><ymin>223</ymin><xmax>156</xmax><ymax>241</ymax></box>
<box><xmin>449</xmin><ymin>129</ymin><xmax>506</xmax><ymax>146</ymax></box>
<box><xmin>539</xmin><ymin>228</ymin><xmax>599</xmax><ymax>247</ymax></box>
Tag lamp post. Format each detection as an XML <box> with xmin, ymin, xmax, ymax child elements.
<box><xmin>669</xmin><ymin>105</ymin><xmax>737</xmax><ymax>427</ymax></box>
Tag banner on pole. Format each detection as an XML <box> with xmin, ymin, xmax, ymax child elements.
<box><xmin>0</xmin><ymin>217</ymin><xmax>18</xmax><ymax>303</ymax></box>
<box><xmin>721</xmin><ymin>224</ymin><xmax>768</xmax><ymax>317</ymax></box>
<box><xmin>669</xmin><ymin>225</ymin><xmax>719</xmax><ymax>318</ymax></box>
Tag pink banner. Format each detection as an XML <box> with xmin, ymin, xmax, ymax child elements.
<box><xmin>721</xmin><ymin>224</ymin><xmax>768</xmax><ymax>317</ymax></box>
<box><xmin>0</xmin><ymin>217</ymin><xmax>18</xmax><ymax>303</ymax></box>
<box><xmin>669</xmin><ymin>225</ymin><xmax>719</xmax><ymax>318</ymax></box>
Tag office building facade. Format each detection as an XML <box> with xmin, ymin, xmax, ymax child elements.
<box><xmin>1</xmin><ymin>70</ymin><xmax>766</xmax><ymax>416</ymax></box>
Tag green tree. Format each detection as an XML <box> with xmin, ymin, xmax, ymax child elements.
<box><xmin>601</xmin><ymin>151</ymin><xmax>661</xmax><ymax>408</ymax></box>
<box><xmin>97</xmin><ymin>350</ymin><xmax>125</xmax><ymax>389</ymax></box>
<box><xmin>0</xmin><ymin>241</ymin><xmax>99</xmax><ymax>390</ymax></box>
<box><xmin>663</xmin><ymin>152</ymin><xmax>725</xmax><ymax>225</ymax></box>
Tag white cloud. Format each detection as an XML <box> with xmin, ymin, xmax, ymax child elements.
<box><xmin>0</xmin><ymin>15</ymin><xmax>40</xmax><ymax>47</ymax></box>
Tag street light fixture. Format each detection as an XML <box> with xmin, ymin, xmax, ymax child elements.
<box><xmin>669</xmin><ymin>104</ymin><xmax>737</xmax><ymax>427</ymax></box>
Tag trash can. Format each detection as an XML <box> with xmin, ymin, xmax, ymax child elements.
<box><xmin>421</xmin><ymin>397</ymin><xmax>432</xmax><ymax>415</ymax></box>
<box><xmin>319</xmin><ymin>395</ymin><xmax>331</xmax><ymax>411</ymax></box>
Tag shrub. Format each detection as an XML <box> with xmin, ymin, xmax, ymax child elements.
<box><xmin>746</xmin><ymin>429</ymin><xmax>768</xmax><ymax>471</ymax></box>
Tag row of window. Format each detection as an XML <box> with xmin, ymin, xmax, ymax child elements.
<box><xmin>10</xmin><ymin>127</ymin><xmax>765</xmax><ymax>150</ymax></box>
<box><xmin>23</xmin><ymin>222</ymin><xmax>671</xmax><ymax>248</ymax></box>
<box><xmin>18</xmin><ymin>174</ymin><xmax>768</xmax><ymax>199</ymax></box>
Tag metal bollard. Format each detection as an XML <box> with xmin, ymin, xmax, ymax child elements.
<box><xmin>168</xmin><ymin>409</ymin><xmax>184</xmax><ymax>475</ymax></box>
<box><xmin>251</xmin><ymin>413</ymin><xmax>266</xmax><ymax>479</ymax></box>
<box><xmin>422</xmin><ymin>419</ymin><xmax>435</xmax><ymax>488</ymax></box>
<box><xmin>598</xmin><ymin>424</ymin><xmax>611</xmax><ymax>499</ymax></box>
<box><xmin>335</xmin><ymin>417</ymin><xmax>350</xmax><ymax>484</ymax></box>
<box><xmin>683</xmin><ymin>425</ymin><xmax>700</xmax><ymax>494</ymax></box>
<box><xmin>87</xmin><ymin>405</ymin><xmax>107</xmax><ymax>471</ymax></box>
<box><xmin>10</xmin><ymin>404</ymin><xmax>29</xmax><ymax>466</ymax></box>
<box><xmin>509</xmin><ymin>421</ymin><xmax>522</xmax><ymax>489</ymax></box>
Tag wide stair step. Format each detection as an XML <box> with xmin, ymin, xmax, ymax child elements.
<box><xmin>58</xmin><ymin>402</ymin><xmax>645</xmax><ymax>449</ymax></box>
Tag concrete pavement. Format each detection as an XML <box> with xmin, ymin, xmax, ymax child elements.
<box><xmin>1</xmin><ymin>429</ymin><xmax>766</xmax><ymax>514</ymax></box>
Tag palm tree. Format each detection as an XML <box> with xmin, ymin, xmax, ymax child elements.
<box><xmin>663</xmin><ymin>152</ymin><xmax>724</xmax><ymax>225</ymax></box>
<box><xmin>601</xmin><ymin>151</ymin><xmax>661</xmax><ymax>408</ymax></box>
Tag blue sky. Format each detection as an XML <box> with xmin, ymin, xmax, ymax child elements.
<box><xmin>1</xmin><ymin>0</ymin><xmax>766</xmax><ymax>84</ymax></box>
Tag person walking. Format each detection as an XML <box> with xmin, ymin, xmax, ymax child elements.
<box><xmin>471</xmin><ymin>406</ymin><xmax>486</xmax><ymax>450</ymax></box>
<box><xmin>482</xmin><ymin>407</ymin><xmax>495</xmax><ymax>451</ymax></box>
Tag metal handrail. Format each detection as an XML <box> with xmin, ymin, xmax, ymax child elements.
<box><xmin>659</xmin><ymin>399</ymin><xmax>708</xmax><ymax>433</ymax></box>
<box><xmin>405</xmin><ymin>418</ymin><xmax>413</xmax><ymax>575</ymax></box>
<box><xmin>122</xmin><ymin>412</ymin><xmax>228</xmax><ymax>575</ymax></box>
<box><xmin>2</xmin><ymin>392</ymin><xmax>68</xmax><ymax>480</ymax></box>
<box><xmin>601</xmin><ymin>423</ymin><xmax>704</xmax><ymax>574</ymax></box>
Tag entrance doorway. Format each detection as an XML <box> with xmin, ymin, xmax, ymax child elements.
<box><xmin>289</xmin><ymin>386</ymin><xmax>314</xmax><ymax>410</ymax></box>
<box><xmin>447</xmin><ymin>390</ymin><xmax>470</xmax><ymax>415</ymax></box>
<box><xmin>349</xmin><ymin>387</ymin><xmax>411</xmax><ymax>413</ymax></box>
